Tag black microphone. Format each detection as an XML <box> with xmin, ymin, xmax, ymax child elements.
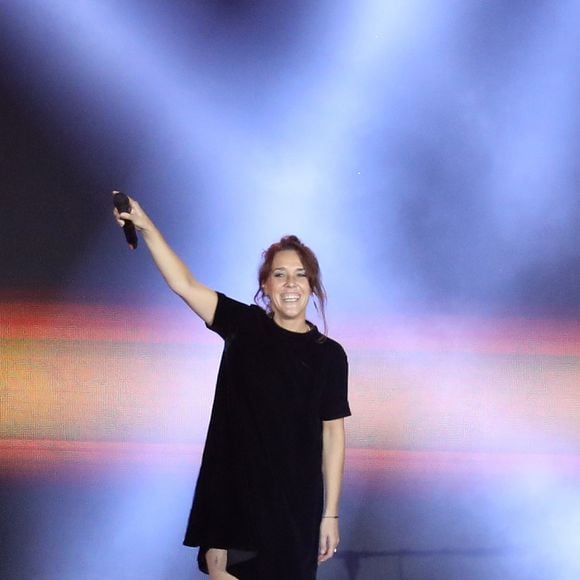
<box><xmin>113</xmin><ymin>190</ymin><xmax>138</xmax><ymax>249</ymax></box>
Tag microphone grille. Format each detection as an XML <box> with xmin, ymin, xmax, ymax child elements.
<box><xmin>113</xmin><ymin>191</ymin><xmax>131</xmax><ymax>212</ymax></box>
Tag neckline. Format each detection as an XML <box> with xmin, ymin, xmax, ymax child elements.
<box><xmin>267</xmin><ymin>314</ymin><xmax>318</xmax><ymax>338</ymax></box>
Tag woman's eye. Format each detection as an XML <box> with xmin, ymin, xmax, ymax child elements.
<box><xmin>274</xmin><ymin>272</ymin><xmax>284</xmax><ymax>278</ymax></box>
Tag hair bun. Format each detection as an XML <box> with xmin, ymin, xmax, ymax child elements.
<box><xmin>280</xmin><ymin>234</ymin><xmax>302</xmax><ymax>246</ymax></box>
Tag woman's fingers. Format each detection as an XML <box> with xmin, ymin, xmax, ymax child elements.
<box><xmin>318</xmin><ymin>536</ymin><xmax>339</xmax><ymax>563</ymax></box>
<box><xmin>112</xmin><ymin>194</ymin><xmax>152</xmax><ymax>232</ymax></box>
<box><xmin>112</xmin><ymin>208</ymin><xmax>132</xmax><ymax>227</ymax></box>
<box><xmin>319</xmin><ymin>534</ymin><xmax>328</xmax><ymax>560</ymax></box>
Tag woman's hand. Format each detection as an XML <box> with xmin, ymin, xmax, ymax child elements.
<box><xmin>318</xmin><ymin>517</ymin><xmax>339</xmax><ymax>563</ymax></box>
<box><xmin>112</xmin><ymin>194</ymin><xmax>154</xmax><ymax>233</ymax></box>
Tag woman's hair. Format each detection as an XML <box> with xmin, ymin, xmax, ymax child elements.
<box><xmin>254</xmin><ymin>235</ymin><xmax>328</xmax><ymax>335</ymax></box>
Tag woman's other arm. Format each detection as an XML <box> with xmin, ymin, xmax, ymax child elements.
<box><xmin>114</xmin><ymin>196</ymin><xmax>218</xmax><ymax>325</ymax></box>
<box><xmin>318</xmin><ymin>417</ymin><xmax>346</xmax><ymax>563</ymax></box>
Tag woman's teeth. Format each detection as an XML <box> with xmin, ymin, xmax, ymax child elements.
<box><xmin>281</xmin><ymin>294</ymin><xmax>300</xmax><ymax>302</ymax></box>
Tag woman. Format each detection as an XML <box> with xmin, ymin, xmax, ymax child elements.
<box><xmin>114</xmin><ymin>197</ymin><xmax>351</xmax><ymax>579</ymax></box>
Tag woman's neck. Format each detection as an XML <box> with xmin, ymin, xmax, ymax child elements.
<box><xmin>273</xmin><ymin>314</ymin><xmax>310</xmax><ymax>333</ymax></box>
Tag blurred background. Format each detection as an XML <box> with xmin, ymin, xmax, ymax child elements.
<box><xmin>1</xmin><ymin>1</ymin><xmax>580</xmax><ymax>578</ymax></box>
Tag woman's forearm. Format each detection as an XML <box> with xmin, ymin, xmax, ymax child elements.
<box><xmin>142</xmin><ymin>225</ymin><xmax>196</xmax><ymax>294</ymax></box>
<box><xmin>322</xmin><ymin>418</ymin><xmax>346</xmax><ymax>516</ymax></box>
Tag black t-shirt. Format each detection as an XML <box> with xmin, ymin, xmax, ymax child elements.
<box><xmin>184</xmin><ymin>293</ymin><xmax>350</xmax><ymax>579</ymax></box>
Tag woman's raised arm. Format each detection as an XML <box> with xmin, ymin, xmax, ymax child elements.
<box><xmin>113</xmin><ymin>196</ymin><xmax>218</xmax><ymax>325</ymax></box>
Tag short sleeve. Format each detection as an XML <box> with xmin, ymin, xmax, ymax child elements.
<box><xmin>206</xmin><ymin>292</ymin><xmax>251</xmax><ymax>340</ymax></box>
<box><xmin>320</xmin><ymin>343</ymin><xmax>351</xmax><ymax>421</ymax></box>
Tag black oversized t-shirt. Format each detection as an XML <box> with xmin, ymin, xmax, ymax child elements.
<box><xmin>184</xmin><ymin>293</ymin><xmax>351</xmax><ymax>579</ymax></box>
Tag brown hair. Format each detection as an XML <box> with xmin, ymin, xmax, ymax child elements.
<box><xmin>254</xmin><ymin>235</ymin><xmax>328</xmax><ymax>335</ymax></box>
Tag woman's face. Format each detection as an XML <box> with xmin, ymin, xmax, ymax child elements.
<box><xmin>262</xmin><ymin>250</ymin><xmax>311</xmax><ymax>326</ymax></box>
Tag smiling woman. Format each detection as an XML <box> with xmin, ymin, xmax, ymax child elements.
<box><xmin>113</xmin><ymin>198</ymin><xmax>351</xmax><ymax>580</ymax></box>
<box><xmin>255</xmin><ymin>235</ymin><xmax>328</xmax><ymax>335</ymax></box>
